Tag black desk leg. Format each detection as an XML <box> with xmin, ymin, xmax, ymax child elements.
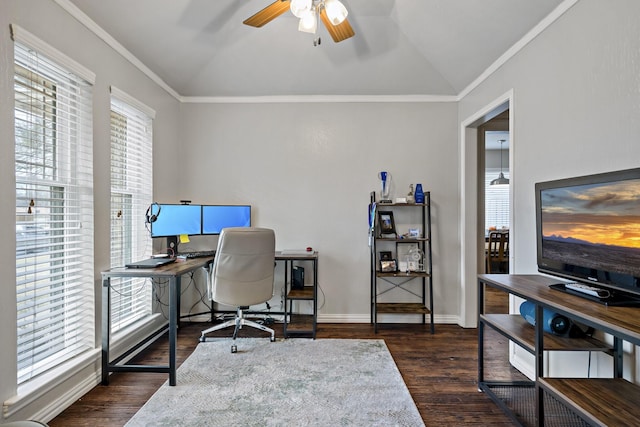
<box><xmin>168</xmin><ymin>277</ymin><xmax>178</xmax><ymax>386</ymax></box>
<box><xmin>101</xmin><ymin>277</ymin><xmax>111</xmax><ymax>385</ymax></box>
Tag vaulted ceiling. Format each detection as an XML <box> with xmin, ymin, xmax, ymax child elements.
<box><xmin>66</xmin><ymin>0</ymin><xmax>567</xmax><ymax>98</ymax></box>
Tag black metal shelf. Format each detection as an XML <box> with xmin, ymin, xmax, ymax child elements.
<box><xmin>281</xmin><ymin>253</ymin><xmax>318</xmax><ymax>339</ymax></box>
<box><xmin>370</xmin><ymin>191</ymin><xmax>434</xmax><ymax>333</ymax></box>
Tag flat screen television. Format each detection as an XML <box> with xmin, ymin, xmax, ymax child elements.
<box><xmin>202</xmin><ymin>205</ymin><xmax>251</xmax><ymax>235</ymax></box>
<box><xmin>150</xmin><ymin>204</ymin><xmax>202</xmax><ymax>237</ymax></box>
<box><xmin>535</xmin><ymin>167</ymin><xmax>640</xmax><ymax>303</ymax></box>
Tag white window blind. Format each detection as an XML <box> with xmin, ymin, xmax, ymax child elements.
<box><xmin>485</xmin><ymin>169</ymin><xmax>510</xmax><ymax>233</ymax></box>
<box><xmin>14</xmin><ymin>41</ymin><xmax>94</xmax><ymax>385</ymax></box>
<box><xmin>109</xmin><ymin>90</ymin><xmax>154</xmax><ymax>332</ymax></box>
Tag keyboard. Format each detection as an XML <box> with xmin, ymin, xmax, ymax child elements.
<box><xmin>179</xmin><ymin>250</ymin><xmax>216</xmax><ymax>259</ymax></box>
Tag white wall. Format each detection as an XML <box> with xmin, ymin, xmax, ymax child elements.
<box><xmin>0</xmin><ymin>0</ymin><xmax>181</xmax><ymax>422</ymax></box>
<box><xmin>459</xmin><ymin>0</ymin><xmax>640</xmax><ymax>379</ymax></box>
<box><xmin>175</xmin><ymin>101</ymin><xmax>460</xmax><ymax>322</ymax></box>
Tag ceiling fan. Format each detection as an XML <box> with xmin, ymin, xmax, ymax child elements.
<box><xmin>243</xmin><ymin>0</ymin><xmax>355</xmax><ymax>43</ymax></box>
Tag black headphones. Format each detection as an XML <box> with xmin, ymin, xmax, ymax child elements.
<box><xmin>145</xmin><ymin>202</ymin><xmax>161</xmax><ymax>224</ymax></box>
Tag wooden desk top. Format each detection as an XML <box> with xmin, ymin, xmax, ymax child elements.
<box><xmin>102</xmin><ymin>251</ymin><xmax>317</xmax><ymax>280</ymax></box>
<box><xmin>479</xmin><ymin>274</ymin><xmax>640</xmax><ymax>345</ymax></box>
<box><xmin>102</xmin><ymin>257</ymin><xmax>213</xmax><ymax>279</ymax></box>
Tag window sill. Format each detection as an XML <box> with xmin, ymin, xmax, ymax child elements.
<box><xmin>3</xmin><ymin>314</ymin><xmax>167</xmax><ymax>420</ymax></box>
<box><xmin>4</xmin><ymin>348</ymin><xmax>100</xmax><ymax>419</ymax></box>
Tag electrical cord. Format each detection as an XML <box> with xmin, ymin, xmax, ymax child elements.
<box><xmin>109</xmin><ymin>277</ymin><xmax>150</xmax><ymax>298</ymax></box>
<box><xmin>317</xmin><ymin>282</ymin><xmax>326</xmax><ymax>311</ymax></box>
<box><xmin>152</xmin><ymin>277</ymin><xmax>170</xmax><ymax>320</ymax></box>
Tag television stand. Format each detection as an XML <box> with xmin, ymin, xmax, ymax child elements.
<box><xmin>549</xmin><ymin>283</ymin><xmax>640</xmax><ymax>307</ymax></box>
<box><xmin>479</xmin><ymin>274</ymin><xmax>640</xmax><ymax>426</ymax></box>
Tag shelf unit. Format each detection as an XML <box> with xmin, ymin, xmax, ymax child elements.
<box><xmin>280</xmin><ymin>252</ymin><xmax>318</xmax><ymax>338</ymax></box>
<box><xmin>369</xmin><ymin>191</ymin><xmax>434</xmax><ymax>333</ymax></box>
<box><xmin>478</xmin><ymin>274</ymin><xmax>640</xmax><ymax>426</ymax></box>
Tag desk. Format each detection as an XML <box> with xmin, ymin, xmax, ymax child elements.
<box><xmin>101</xmin><ymin>257</ymin><xmax>212</xmax><ymax>386</ymax></box>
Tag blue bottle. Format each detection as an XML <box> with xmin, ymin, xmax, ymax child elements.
<box><xmin>414</xmin><ymin>184</ymin><xmax>425</xmax><ymax>204</ymax></box>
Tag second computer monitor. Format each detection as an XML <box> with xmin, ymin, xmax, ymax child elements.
<box><xmin>202</xmin><ymin>205</ymin><xmax>251</xmax><ymax>234</ymax></box>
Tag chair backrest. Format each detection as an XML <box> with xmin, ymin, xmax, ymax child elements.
<box><xmin>211</xmin><ymin>227</ymin><xmax>276</xmax><ymax>307</ymax></box>
<box><xmin>487</xmin><ymin>231</ymin><xmax>508</xmax><ymax>262</ymax></box>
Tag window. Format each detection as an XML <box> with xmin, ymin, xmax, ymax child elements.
<box><xmin>14</xmin><ymin>31</ymin><xmax>95</xmax><ymax>385</ymax></box>
<box><xmin>485</xmin><ymin>169</ymin><xmax>510</xmax><ymax>233</ymax></box>
<box><xmin>109</xmin><ymin>88</ymin><xmax>155</xmax><ymax>332</ymax></box>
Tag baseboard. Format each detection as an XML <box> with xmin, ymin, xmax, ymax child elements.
<box><xmin>510</xmin><ymin>343</ymin><xmax>535</xmax><ymax>380</ymax></box>
<box><xmin>3</xmin><ymin>350</ymin><xmax>100</xmax><ymax>423</ymax></box>
<box><xmin>317</xmin><ymin>314</ymin><xmax>371</xmax><ymax>323</ymax></box>
<box><xmin>183</xmin><ymin>313</ymin><xmax>463</xmax><ymax>325</ymax></box>
<box><xmin>319</xmin><ymin>313</ymin><xmax>460</xmax><ymax>325</ymax></box>
<box><xmin>33</xmin><ymin>371</ymin><xmax>101</xmax><ymax>423</ymax></box>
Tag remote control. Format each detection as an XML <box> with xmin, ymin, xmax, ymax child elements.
<box><xmin>564</xmin><ymin>282</ymin><xmax>611</xmax><ymax>299</ymax></box>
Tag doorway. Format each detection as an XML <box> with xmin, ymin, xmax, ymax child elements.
<box><xmin>479</xmin><ymin>111</ymin><xmax>510</xmax><ymax>312</ymax></box>
<box><xmin>480</xmin><ymin>110</ymin><xmax>510</xmax><ymax>264</ymax></box>
<box><xmin>459</xmin><ymin>91</ymin><xmax>513</xmax><ymax>327</ymax></box>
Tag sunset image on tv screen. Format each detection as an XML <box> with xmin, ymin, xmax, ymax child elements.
<box><xmin>541</xmin><ymin>178</ymin><xmax>640</xmax><ymax>276</ymax></box>
<box><xmin>541</xmin><ymin>179</ymin><xmax>640</xmax><ymax>248</ymax></box>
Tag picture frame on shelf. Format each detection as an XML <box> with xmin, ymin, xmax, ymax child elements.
<box><xmin>377</xmin><ymin>210</ymin><xmax>396</xmax><ymax>237</ymax></box>
<box><xmin>380</xmin><ymin>259</ymin><xmax>397</xmax><ymax>272</ymax></box>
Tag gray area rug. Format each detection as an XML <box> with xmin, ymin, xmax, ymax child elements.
<box><xmin>125</xmin><ymin>339</ymin><xmax>424</xmax><ymax>426</ymax></box>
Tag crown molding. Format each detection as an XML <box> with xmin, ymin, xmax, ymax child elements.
<box><xmin>180</xmin><ymin>94</ymin><xmax>458</xmax><ymax>104</ymax></box>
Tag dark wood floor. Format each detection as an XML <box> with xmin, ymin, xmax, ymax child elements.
<box><xmin>49</xmin><ymin>289</ymin><xmax>518</xmax><ymax>426</ymax></box>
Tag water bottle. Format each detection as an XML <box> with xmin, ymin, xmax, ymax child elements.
<box><xmin>414</xmin><ymin>184</ymin><xmax>425</xmax><ymax>204</ymax></box>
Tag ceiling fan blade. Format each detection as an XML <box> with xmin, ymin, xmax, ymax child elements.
<box><xmin>243</xmin><ymin>0</ymin><xmax>291</xmax><ymax>28</ymax></box>
<box><xmin>319</xmin><ymin>8</ymin><xmax>355</xmax><ymax>43</ymax></box>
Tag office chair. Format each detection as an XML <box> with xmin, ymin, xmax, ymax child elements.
<box><xmin>200</xmin><ymin>227</ymin><xmax>276</xmax><ymax>352</ymax></box>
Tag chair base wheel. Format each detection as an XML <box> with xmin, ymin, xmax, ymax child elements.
<box><xmin>270</xmin><ymin>336</ymin><xmax>276</xmax><ymax>342</ymax></box>
<box><xmin>199</xmin><ymin>336</ymin><xmax>206</xmax><ymax>343</ymax></box>
<box><xmin>231</xmin><ymin>344</ymin><xmax>237</xmax><ymax>353</ymax></box>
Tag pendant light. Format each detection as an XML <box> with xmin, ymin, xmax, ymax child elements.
<box><xmin>490</xmin><ymin>139</ymin><xmax>510</xmax><ymax>186</ymax></box>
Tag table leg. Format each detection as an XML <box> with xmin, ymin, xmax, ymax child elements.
<box><xmin>169</xmin><ymin>276</ymin><xmax>179</xmax><ymax>386</ymax></box>
<box><xmin>101</xmin><ymin>277</ymin><xmax>111</xmax><ymax>385</ymax></box>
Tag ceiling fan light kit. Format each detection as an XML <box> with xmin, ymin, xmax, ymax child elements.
<box><xmin>298</xmin><ymin>8</ymin><xmax>318</xmax><ymax>33</ymax></box>
<box><xmin>243</xmin><ymin>0</ymin><xmax>354</xmax><ymax>43</ymax></box>
<box><xmin>323</xmin><ymin>0</ymin><xmax>348</xmax><ymax>25</ymax></box>
<box><xmin>290</xmin><ymin>0</ymin><xmax>312</xmax><ymax>18</ymax></box>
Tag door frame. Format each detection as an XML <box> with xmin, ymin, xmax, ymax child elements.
<box><xmin>458</xmin><ymin>90</ymin><xmax>514</xmax><ymax>327</ymax></box>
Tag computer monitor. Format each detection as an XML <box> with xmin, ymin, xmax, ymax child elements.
<box><xmin>202</xmin><ymin>205</ymin><xmax>251</xmax><ymax>235</ymax></box>
<box><xmin>150</xmin><ymin>204</ymin><xmax>202</xmax><ymax>237</ymax></box>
